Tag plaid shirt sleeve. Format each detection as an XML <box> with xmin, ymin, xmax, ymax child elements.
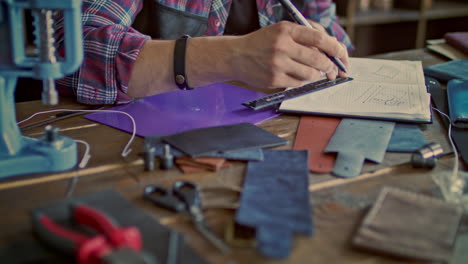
<box><xmin>56</xmin><ymin>0</ymin><xmax>150</xmax><ymax>105</ymax></box>
<box><xmin>57</xmin><ymin>0</ymin><xmax>351</xmax><ymax>105</ymax></box>
<box><xmin>303</xmin><ymin>0</ymin><xmax>354</xmax><ymax>51</ymax></box>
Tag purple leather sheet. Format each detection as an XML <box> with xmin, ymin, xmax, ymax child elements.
<box><xmin>85</xmin><ymin>83</ymin><xmax>280</xmax><ymax>137</ymax></box>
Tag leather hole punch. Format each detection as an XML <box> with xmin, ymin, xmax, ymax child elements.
<box><xmin>411</xmin><ymin>142</ymin><xmax>444</xmax><ymax>169</ymax></box>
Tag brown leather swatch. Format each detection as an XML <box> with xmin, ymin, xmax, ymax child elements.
<box><xmin>353</xmin><ymin>187</ymin><xmax>462</xmax><ymax>262</ymax></box>
<box><xmin>176</xmin><ymin>157</ymin><xmax>227</xmax><ymax>173</ymax></box>
<box><xmin>293</xmin><ymin>115</ymin><xmax>340</xmax><ymax>173</ymax></box>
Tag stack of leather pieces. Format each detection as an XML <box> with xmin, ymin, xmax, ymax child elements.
<box><xmin>175</xmin><ymin>157</ymin><xmax>231</xmax><ymax>173</ymax></box>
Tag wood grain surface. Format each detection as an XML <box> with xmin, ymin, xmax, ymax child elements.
<box><xmin>1</xmin><ymin>49</ymin><xmax>464</xmax><ymax>264</ymax></box>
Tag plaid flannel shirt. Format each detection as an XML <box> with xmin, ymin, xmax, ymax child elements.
<box><xmin>56</xmin><ymin>0</ymin><xmax>353</xmax><ymax>105</ymax></box>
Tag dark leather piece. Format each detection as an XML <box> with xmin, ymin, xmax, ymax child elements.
<box><xmin>202</xmin><ymin>148</ymin><xmax>264</xmax><ymax>161</ymax></box>
<box><xmin>145</xmin><ymin>136</ymin><xmax>264</xmax><ymax>161</ymax></box>
<box><xmin>161</xmin><ymin>123</ymin><xmax>287</xmax><ymax>157</ymax></box>
<box><xmin>387</xmin><ymin>123</ymin><xmax>427</xmax><ymax>152</ymax></box>
<box><xmin>353</xmin><ymin>187</ymin><xmax>462</xmax><ymax>262</ymax></box>
<box><xmin>428</xmin><ymin>76</ymin><xmax>468</xmax><ymax>167</ymax></box>
<box><xmin>236</xmin><ymin>150</ymin><xmax>312</xmax><ymax>259</ymax></box>
<box><xmin>29</xmin><ymin>190</ymin><xmax>208</xmax><ymax>264</ymax></box>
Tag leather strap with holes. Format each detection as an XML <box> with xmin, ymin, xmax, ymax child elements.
<box><xmin>173</xmin><ymin>35</ymin><xmax>193</xmax><ymax>90</ymax></box>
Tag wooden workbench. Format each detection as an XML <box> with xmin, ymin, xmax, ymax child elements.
<box><xmin>0</xmin><ymin>49</ymin><xmax>464</xmax><ymax>264</ymax></box>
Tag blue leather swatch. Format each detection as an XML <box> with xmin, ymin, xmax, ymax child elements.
<box><xmin>235</xmin><ymin>150</ymin><xmax>312</xmax><ymax>258</ymax></box>
<box><xmin>256</xmin><ymin>226</ymin><xmax>292</xmax><ymax>258</ymax></box>
<box><xmin>447</xmin><ymin>79</ymin><xmax>468</xmax><ymax>128</ymax></box>
<box><xmin>424</xmin><ymin>59</ymin><xmax>468</xmax><ymax>82</ymax></box>
<box><xmin>387</xmin><ymin>123</ymin><xmax>427</xmax><ymax>152</ymax></box>
<box><xmin>428</xmin><ymin>75</ymin><xmax>468</xmax><ymax>167</ymax></box>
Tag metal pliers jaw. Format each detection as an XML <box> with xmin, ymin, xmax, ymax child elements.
<box><xmin>32</xmin><ymin>203</ymin><xmax>157</xmax><ymax>264</ymax></box>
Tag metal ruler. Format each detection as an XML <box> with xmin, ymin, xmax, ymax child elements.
<box><xmin>242</xmin><ymin>77</ymin><xmax>353</xmax><ymax>110</ymax></box>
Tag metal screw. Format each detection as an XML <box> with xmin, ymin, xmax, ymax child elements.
<box><xmin>160</xmin><ymin>144</ymin><xmax>174</xmax><ymax>170</ymax></box>
<box><xmin>44</xmin><ymin>125</ymin><xmax>60</xmax><ymax>142</ymax></box>
<box><xmin>33</xmin><ymin>9</ymin><xmax>59</xmax><ymax>106</ymax></box>
<box><xmin>143</xmin><ymin>146</ymin><xmax>156</xmax><ymax>171</ymax></box>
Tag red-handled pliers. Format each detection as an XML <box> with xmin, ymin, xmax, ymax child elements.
<box><xmin>32</xmin><ymin>203</ymin><xmax>156</xmax><ymax>264</ymax></box>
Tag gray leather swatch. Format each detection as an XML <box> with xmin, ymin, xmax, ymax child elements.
<box><xmin>353</xmin><ymin>187</ymin><xmax>462</xmax><ymax>262</ymax></box>
<box><xmin>325</xmin><ymin>118</ymin><xmax>395</xmax><ymax>178</ymax></box>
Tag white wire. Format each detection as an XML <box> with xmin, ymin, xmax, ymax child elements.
<box><xmin>17</xmin><ymin>108</ymin><xmax>136</xmax><ymax>157</ymax></box>
<box><xmin>432</xmin><ymin>107</ymin><xmax>459</xmax><ymax>178</ymax></box>
<box><xmin>431</xmin><ymin>107</ymin><xmax>464</xmax><ymax>202</ymax></box>
<box><xmin>65</xmin><ymin>139</ymin><xmax>91</xmax><ymax>198</ymax></box>
<box><xmin>75</xmin><ymin>139</ymin><xmax>91</xmax><ymax>168</ymax></box>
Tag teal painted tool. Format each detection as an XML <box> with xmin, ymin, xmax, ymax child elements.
<box><xmin>0</xmin><ymin>0</ymin><xmax>83</xmax><ymax>178</ymax></box>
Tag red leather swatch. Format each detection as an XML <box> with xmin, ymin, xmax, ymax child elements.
<box><xmin>444</xmin><ymin>32</ymin><xmax>468</xmax><ymax>55</ymax></box>
<box><xmin>293</xmin><ymin>115</ymin><xmax>340</xmax><ymax>173</ymax></box>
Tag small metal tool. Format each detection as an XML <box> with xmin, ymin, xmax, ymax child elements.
<box><xmin>0</xmin><ymin>0</ymin><xmax>83</xmax><ymax>178</ymax></box>
<box><xmin>144</xmin><ymin>145</ymin><xmax>156</xmax><ymax>171</ymax></box>
<box><xmin>34</xmin><ymin>8</ymin><xmax>59</xmax><ymax>106</ymax></box>
<box><xmin>411</xmin><ymin>142</ymin><xmax>444</xmax><ymax>169</ymax></box>
<box><xmin>44</xmin><ymin>125</ymin><xmax>60</xmax><ymax>142</ymax></box>
<box><xmin>159</xmin><ymin>144</ymin><xmax>174</xmax><ymax>170</ymax></box>
<box><xmin>144</xmin><ymin>181</ymin><xmax>231</xmax><ymax>254</ymax></box>
<box><xmin>166</xmin><ymin>231</ymin><xmax>180</xmax><ymax>264</ymax></box>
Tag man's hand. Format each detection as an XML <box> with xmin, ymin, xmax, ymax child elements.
<box><xmin>129</xmin><ymin>21</ymin><xmax>350</xmax><ymax>98</ymax></box>
<box><xmin>228</xmin><ymin>21</ymin><xmax>349</xmax><ymax>89</ymax></box>
<box><xmin>307</xmin><ymin>19</ymin><xmax>350</xmax><ymax>80</ymax></box>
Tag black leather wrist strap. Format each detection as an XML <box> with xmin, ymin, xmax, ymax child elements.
<box><xmin>173</xmin><ymin>35</ymin><xmax>193</xmax><ymax>90</ymax></box>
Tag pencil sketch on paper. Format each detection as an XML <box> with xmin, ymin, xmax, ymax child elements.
<box><xmin>355</xmin><ymin>84</ymin><xmax>408</xmax><ymax>107</ymax></box>
<box><xmin>278</xmin><ymin>57</ymin><xmax>432</xmax><ymax>122</ymax></box>
<box><xmin>373</xmin><ymin>65</ymin><xmax>399</xmax><ymax>79</ymax></box>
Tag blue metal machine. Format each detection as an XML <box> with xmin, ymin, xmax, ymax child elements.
<box><xmin>0</xmin><ymin>0</ymin><xmax>83</xmax><ymax>178</ymax></box>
